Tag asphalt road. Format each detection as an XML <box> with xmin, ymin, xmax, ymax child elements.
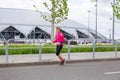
<box><xmin>0</xmin><ymin>61</ymin><xmax>120</xmax><ymax>80</ymax></box>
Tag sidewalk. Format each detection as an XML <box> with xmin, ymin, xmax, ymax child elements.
<box><xmin>0</xmin><ymin>52</ymin><xmax>120</xmax><ymax>63</ymax></box>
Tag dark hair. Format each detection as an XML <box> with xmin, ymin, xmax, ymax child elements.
<box><xmin>56</xmin><ymin>27</ymin><xmax>60</xmax><ymax>30</ymax></box>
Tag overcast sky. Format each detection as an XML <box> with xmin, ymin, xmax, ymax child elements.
<box><xmin>0</xmin><ymin>0</ymin><xmax>120</xmax><ymax>39</ymax></box>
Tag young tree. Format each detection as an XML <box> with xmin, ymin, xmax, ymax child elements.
<box><xmin>112</xmin><ymin>0</ymin><xmax>120</xmax><ymax>20</ymax></box>
<box><xmin>33</xmin><ymin>0</ymin><xmax>69</xmax><ymax>40</ymax></box>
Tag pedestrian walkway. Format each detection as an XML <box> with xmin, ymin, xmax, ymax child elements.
<box><xmin>0</xmin><ymin>52</ymin><xmax>120</xmax><ymax>63</ymax></box>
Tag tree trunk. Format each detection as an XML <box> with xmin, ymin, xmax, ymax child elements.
<box><xmin>51</xmin><ymin>19</ymin><xmax>55</xmax><ymax>41</ymax></box>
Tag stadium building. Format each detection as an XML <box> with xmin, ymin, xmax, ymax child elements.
<box><xmin>0</xmin><ymin>8</ymin><xmax>106</xmax><ymax>41</ymax></box>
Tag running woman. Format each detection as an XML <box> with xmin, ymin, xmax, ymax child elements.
<box><xmin>53</xmin><ymin>27</ymin><xmax>65</xmax><ymax>65</ymax></box>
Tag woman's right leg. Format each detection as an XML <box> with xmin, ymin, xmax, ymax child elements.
<box><xmin>56</xmin><ymin>46</ymin><xmax>65</xmax><ymax>65</ymax></box>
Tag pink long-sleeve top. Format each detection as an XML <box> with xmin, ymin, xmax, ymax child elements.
<box><xmin>53</xmin><ymin>32</ymin><xmax>65</xmax><ymax>45</ymax></box>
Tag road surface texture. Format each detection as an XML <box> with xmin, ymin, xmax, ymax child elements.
<box><xmin>0</xmin><ymin>61</ymin><xmax>120</xmax><ymax>80</ymax></box>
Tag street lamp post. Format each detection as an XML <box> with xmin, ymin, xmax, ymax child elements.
<box><xmin>91</xmin><ymin>0</ymin><xmax>98</xmax><ymax>39</ymax></box>
<box><xmin>112</xmin><ymin>0</ymin><xmax>115</xmax><ymax>43</ymax></box>
<box><xmin>88</xmin><ymin>10</ymin><xmax>91</xmax><ymax>36</ymax></box>
<box><xmin>95</xmin><ymin>0</ymin><xmax>98</xmax><ymax>39</ymax></box>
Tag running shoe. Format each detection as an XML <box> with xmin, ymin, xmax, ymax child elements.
<box><xmin>59</xmin><ymin>59</ymin><xmax>65</xmax><ymax>65</ymax></box>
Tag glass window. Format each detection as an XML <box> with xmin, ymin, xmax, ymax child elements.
<box><xmin>28</xmin><ymin>27</ymin><xmax>50</xmax><ymax>39</ymax></box>
<box><xmin>60</xmin><ymin>29</ymin><xmax>75</xmax><ymax>40</ymax></box>
<box><xmin>1</xmin><ymin>26</ymin><xmax>25</xmax><ymax>40</ymax></box>
<box><xmin>76</xmin><ymin>30</ymin><xmax>89</xmax><ymax>38</ymax></box>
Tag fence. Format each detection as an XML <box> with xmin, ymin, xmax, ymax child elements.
<box><xmin>67</xmin><ymin>39</ymin><xmax>119</xmax><ymax>60</ymax></box>
<box><xmin>0</xmin><ymin>38</ymin><xmax>120</xmax><ymax>63</ymax></box>
<box><xmin>5</xmin><ymin>39</ymin><xmax>43</xmax><ymax>63</ymax></box>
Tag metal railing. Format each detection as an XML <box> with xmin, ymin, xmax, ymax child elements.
<box><xmin>92</xmin><ymin>39</ymin><xmax>118</xmax><ymax>59</ymax></box>
<box><xmin>5</xmin><ymin>38</ymin><xmax>43</xmax><ymax>63</ymax></box>
<box><xmin>0</xmin><ymin>38</ymin><xmax>119</xmax><ymax>63</ymax></box>
<box><xmin>67</xmin><ymin>39</ymin><xmax>119</xmax><ymax>60</ymax></box>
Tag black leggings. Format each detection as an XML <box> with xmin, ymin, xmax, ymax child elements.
<box><xmin>56</xmin><ymin>45</ymin><xmax>63</xmax><ymax>56</ymax></box>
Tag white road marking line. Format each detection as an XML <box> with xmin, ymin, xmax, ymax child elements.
<box><xmin>105</xmin><ymin>71</ymin><xmax>120</xmax><ymax>75</ymax></box>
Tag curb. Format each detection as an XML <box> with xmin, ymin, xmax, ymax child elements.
<box><xmin>0</xmin><ymin>58</ymin><xmax>120</xmax><ymax>68</ymax></box>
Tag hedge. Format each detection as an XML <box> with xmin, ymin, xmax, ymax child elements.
<box><xmin>0</xmin><ymin>44</ymin><xmax>119</xmax><ymax>55</ymax></box>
